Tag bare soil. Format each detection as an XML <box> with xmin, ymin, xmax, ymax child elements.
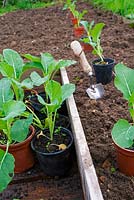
<box><xmin>0</xmin><ymin>1</ymin><xmax>134</xmax><ymax>199</ymax></box>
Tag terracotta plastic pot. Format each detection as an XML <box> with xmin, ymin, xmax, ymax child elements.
<box><xmin>31</xmin><ymin>127</ymin><xmax>73</xmax><ymax>176</ymax></box>
<box><xmin>81</xmin><ymin>42</ymin><xmax>93</xmax><ymax>52</ymax></box>
<box><xmin>74</xmin><ymin>26</ymin><xmax>84</xmax><ymax>38</ymax></box>
<box><xmin>113</xmin><ymin>141</ymin><xmax>134</xmax><ymax>176</ymax></box>
<box><xmin>0</xmin><ymin>126</ymin><xmax>35</xmax><ymax>173</ymax></box>
<box><xmin>71</xmin><ymin>18</ymin><xmax>78</xmax><ymax>26</ymax></box>
<box><xmin>92</xmin><ymin>58</ymin><xmax>115</xmax><ymax>85</ymax></box>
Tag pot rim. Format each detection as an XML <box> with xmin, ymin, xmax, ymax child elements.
<box><xmin>0</xmin><ymin>125</ymin><xmax>35</xmax><ymax>149</ymax></box>
<box><xmin>112</xmin><ymin>139</ymin><xmax>134</xmax><ymax>153</ymax></box>
<box><xmin>92</xmin><ymin>58</ymin><xmax>115</xmax><ymax>66</ymax></box>
<box><xmin>31</xmin><ymin>127</ymin><xmax>73</xmax><ymax>156</ymax></box>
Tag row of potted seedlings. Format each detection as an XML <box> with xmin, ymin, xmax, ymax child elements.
<box><xmin>0</xmin><ymin>49</ymin><xmax>76</xmax><ymax>192</ymax></box>
<box><xmin>65</xmin><ymin>0</ymin><xmax>115</xmax><ymax>85</ymax></box>
<box><xmin>65</xmin><ymin>1</ymin><xmax>134</xmax><ymax>177</ymax></box>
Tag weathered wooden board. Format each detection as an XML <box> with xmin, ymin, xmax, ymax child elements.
<box><xmin>60</xmin><ymin>67</ymin><xmax>104</xmax><ymax>200</ymax></box>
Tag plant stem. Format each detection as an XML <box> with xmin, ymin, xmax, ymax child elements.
<box><xmin>0</xmin><ymin>141</ymin><xmax>10</xmax><ymax>170</ymax></box>
<box><xmin>25</xmin><ymin>105</ymin><xmax>44</xmax><ymax>130</ymax></box>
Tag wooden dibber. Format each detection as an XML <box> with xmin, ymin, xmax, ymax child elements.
<box><xmin>71</xmin><ymin>40</ymin><xmax>105</xmax><ymax>100</ymax></box>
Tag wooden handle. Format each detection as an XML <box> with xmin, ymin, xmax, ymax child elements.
<box><xmin>70</xmin><ymin>40</ymin><xmax>93</xmax><ymax>75</ymax></box>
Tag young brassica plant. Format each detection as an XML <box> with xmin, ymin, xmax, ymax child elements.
<box><xmin>37</xmin><ymin>80</ymin><xmax>75</xmax><ymax>141</ymax></box>
<box><xmin>90</xmin><ymin>22</ymin><xmax>105</xmax><ymax>62</ymax></box>
<box><xmin>63</xmin><ymin>0</ymin><xmax>77</xmax><ymax>11</ymax></box>
<box><xmin>0</xmin><ymin>78</ymin><xmax>33</xmax><ymax>192</ymax></box>
<box><xmin>73</xmin><ymin>9</ymin><xmax>87</xmax><ymax>27</ymax></box>
<box><xmin>0</xmin><ymin>49</ymin><xmax>33</xmax><ymax>101</ymax></box>
<box><xmin>80</xmin><ymin>21</ymin><xmax>105</xmax><ymax>62</ymax></box>
<box><xmin>23</xmin><ymin>52</ymin><xmax>76</xmax><ymax>88</ymax></box>
<box><xmin>112</xmin><ymin>63</ymin><xmax>134</xmax><ymax>148</ymax></box>
<box><xmin>80</xmin><ymin>20</ymin><xmax>94</xmax><ymax>44</ymax></box>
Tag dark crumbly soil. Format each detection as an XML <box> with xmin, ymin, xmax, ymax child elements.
<box><xmin>34</xmin><ymin>128</ymin><xmax>72</xmax><ymax>153</ymax></box>
<box><xmin>0</xmin><ymin>1</ymin><xmax>134</xmax><ymax>199</ymax></box>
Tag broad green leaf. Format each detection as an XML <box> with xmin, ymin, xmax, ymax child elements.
<box><xmin>111</xmin><ymin>119</ymin><xmax>134</xmax><ymax>148</ymax></box>
<box><xmin>80</xmin><ymin>20</ymin><xmax>94</xmax><ymax>36</ymax></box>
<box><xmin>0</xmin><ymin>62</ymin><xmax>14</xmax><ymax>78</ymax></box>
<box><xmin>37</xmin><ymin>94</ymin><xmax>46</xmax><ymax>105</ymax></box>
<box><xmin>62</xmin><ymin>83</ymin><xmax>75</xmax><ymax>102</ymax></box>
<box><xmin>41</xmin><ymin>53</ymin><xmax>55</xmax><ymax>75</ymax></box>
<box><xmin>0</xmin><ymin>119</ymin><xmax>7</xmax><ymax>129</ymax></box>
<box><xmin>2</xmin><ymin>100</ymin><xmax>26</xmax><ymax>120</ymax></box>
<box><xmin>3</xmin><ymin>49</ymin><xmax>24</xmax><ymax>79</ymax></box>
<box><xmin>129</xmin><ymin>92</ymin><xmax>134</xmax><ymax>119</ymax></box>
<box><xmin>23</xmin><ymin>54</ymin><xmax>41</xmax><ymax>62</ymax></box>
<box><xmin>80</xmin><ymin>37</ymin><xmax>90</xmax><ymax>43</ymax></box>
<box><xmin>45</xmin><ymin>102</ymin><xmax>59</xmax><ymax>113</ymax></box>
<box><xmin>0</xmin><ymin>149</ymin><xmax>15</xmax><ymax>192</ymax></box>
<box><xmin>114</xmin><ymin>63</ymin><xmax>134</xmax><ymax>100</ymax></box>
<box><xmin>129</xmin><ymin>92</ymin><xmax>134</xmax><ymax>104</ymax></box>
<box><xmin>45</xmin><ymin>80</ymin><xmax>62</xmax><ymax>104</ymax></box>
<box><xmin>0</xmin><ymin>54</ymin><xmax>3</xmax><ymax>61</ymax></box>
<box><xmin>80</xmin><ymin>20</ymin><xmax>89</xmax><ymax>33</ymax></box>
<box><xmin>11</xmin><ymin>80</ymin><xmax>24</xmax><ymax>101</ymax></box>
<box><xmin>0</xmin><ymin>78</ymin><xmax>14</xmax><ymax>110</ymax></box>
<box><xmin>91</xmin><ymin>23</ymin><xmax>105</xmax><ymax>43</ymax></box>
<box><xmin>37</xmin><ymin>95</ymin><xmax>59</xmax><ymax>112</ymax></box>
<box><xmin>21</xmin><ymin>78</ymin><xmax>33</xmax><ymax>89</ymax></box>
<box><xmin>23</xmin><ymin>61</ymin><xmax>43</xmax><ymax>71</ymax></box>
<box><xmin>56</xmin><ymin>59</ymin><xmax>76</xmax><ymax>70</ymax></box>
<box><xmin>11</xmin><ymin>114</ymin><xmax>33</xmax><ymax>142</ymax></box>
<box><xmin>30</xmin><ymin>71</ymin><xmax>48</xmax><ymax>86</ymax></box>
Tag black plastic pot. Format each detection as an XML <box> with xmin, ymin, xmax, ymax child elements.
<box><xmin>55</xmin><ymin>114</ymin><xmax>70</xmax><ymax>129</ymax></box>
<box><xmin>92</xmin><ymin>58</ymin><xmax>115</xmax><ymax>85</ymax></box>
<box><xmin>29</xmin><ymin>92</ymin><xmax>68</xmax><ymax>120</ymax></box>
<box><xmin>29</xmin><ymin>92</ymin><xmax>45</xmax><ymax>112</ymax></box>
<box><xmin>31</xmin><ymin>127</ymin><xmax>74</xmax><ymax>176</ymax></box>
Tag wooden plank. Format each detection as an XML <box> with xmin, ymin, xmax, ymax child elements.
<box><xmin>60</xmin><ymin>67</ymin><xmax>104</xmax><ymax>200</ymax></box>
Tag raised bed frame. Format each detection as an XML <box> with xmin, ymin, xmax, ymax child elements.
<box><xmin>61</xmin><ymin>67</ymin><xmax>104</xmax><ymax>200</ymax></box>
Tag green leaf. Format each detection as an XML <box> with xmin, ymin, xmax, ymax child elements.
<box><xmin>80</xmin><ymin>37</ymin><xmax>90</xmax><ymax>43</ymax></box>
<box><xmin>114</xmin><ymin>63</ymin><xmax>134</xmax><ymax>100</ymax></box>
<box><xmin>3</xmin><ymin>49</ymin><xmax>24</xmax><ymax>79</ymax></box>
<box><xmin>23</xmin><ymin>61</ymin><xmax>43</xmax><ymax>71</ymax></box>
<box><xmin>23</xmin><ymin>54</ymin><xmax>41</xmax><ymax>62</ymax></box>
<box><xmin>62</xmin><ymin>83</ymin><xmax>75</xmax><ymax>102</ymax></box>
<box><xmin>56</xmin><ymin>59</ymin><xmax>76</xmax><ymax>70</ymax></box>
<box><xmin>37</xmin><ymin>95</ymin><xmax>59</xmax><ymax>113</ymax></box>
<box><xmin>37</xmin><ymin>94</ymin><xmax>46</xmax><ymax>105</ymax></box>
<box><xmin>111</xmin><ymin>119</ymin><xmax>134</xmax><ymax>148</ymax></box>
<box><xmin>11</xmin><ymin>114</ymin><xmax>33</xmax><ymax>142</ymax></box>
<box><xmin>21</xmin><ymin>78</ymin><xmax>33</xmax><ymax>89</ymax></box>
<box><xmin>30</xmin><ymin>71</ymin><xmax>48</xmax><ymax>86</ymax></box>
<box><xmin>129</xmin><ymin>92</ymin><xmax>134</xmax><ymax>103</ymax></box>
<box><xmin>0</xmin><ymin>62</ymin><xmax>14</xmax><ymax>78</ymax></box>
<box><xmin>0</xmin><ymin>54</ymin><xmax>3</xmax><ymax>61</ymax></box>
<box><xmin>0</xmin><ymin>78</ymin><xmax>14</xmax><ymax>110</ymax></box>
<box><xmin>45</xmin><ymin>103</ymin><xmax>59</xmax><ymax>113</ymax></box>
<box><xmin>46</xmin><ymin>80</ymin><xmax>62</xmax><ymax>104</ymax></box>
<box><xmin>0</xmin><ymin>149</ymin><xmax>15</xmax><ymax>192</ymax></box>
<box><xmin>80</xmin><ymin>20</ymin><xmax>89</xmax><ymax>33</ymax></box>
<box><xmin>11</xmin><ymin>80</ymin><xmax>24</xmax><ymax>101</ymax></box>
<box><xmin>91</xmin><ymin>23</ymin><xmax>105</xmax><ymax>43</ymax></box>
<box><xmin>0</xmin><ymin>119</ymin><xmax>7</xmax><ymax>129</ymax></box>
<box><xmin>2</xmin><ymin>100</ymin><xmax>26</xmax><ymax>120</ymax></box>
<box><xmin>41</xmin><ymin>53</ymin><xmax>55</xmax><ymax>75</ymax></box>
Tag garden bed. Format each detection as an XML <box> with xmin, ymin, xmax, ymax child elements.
<box><xmin>0</xmin><ymin>162</ymin><xmax>83</xmax><ymax>199</ymax></box>
<box><xmin>0</xmin><ymin>1</ymin><xmax>134</xmax><ymax>199</ymax></box>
